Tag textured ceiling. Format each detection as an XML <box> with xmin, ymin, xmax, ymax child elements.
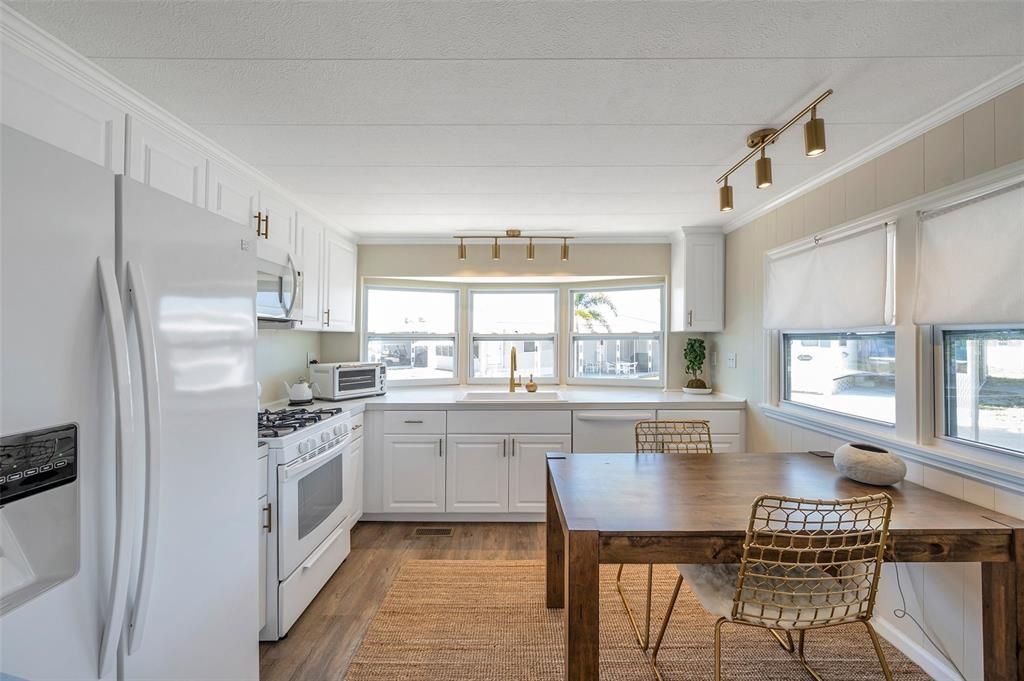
<box><xmin>11</xmin><ymin>0</ymin><xmax>1024</xmax><ymax>238</ymax></box>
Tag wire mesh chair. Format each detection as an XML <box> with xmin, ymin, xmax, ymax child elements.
<box><xmin>616</xmin><ymin>420</ymin><xmax>714</xmax><ymax>650</ymax></box>
<box><xmin>649</xmin><ymin>493</ymin><xmax>895</xmax><ymax>681</ymax></box>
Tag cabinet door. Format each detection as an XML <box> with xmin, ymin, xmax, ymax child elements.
<box><xmin>258</xmin><ymin>191</ymin><xmax>297</xmax><ymax>255</ymax></box>
<box><xmin>208</xmin><ymin>162</ymin><xmax>259</xmax><ymax>232</ymax></box>
<box><xmin>257</xmin><ymin>495</ymin><xmax>269</xmax><ymax>632</ymax></box>
<box><xmin>445</xmin><ymin>435</ymin><xmax>509</xmax><ymax>513</ymax></box>
<box><xmin>381</xmin><ymin>435</ymin><xmax>445</xmax><ymax>512</ymax></box>
<box><xmin>297</xmin><ymin>214</ymin><xmax>325</xmax><ymax>329</ymax></box>
<box><xmin>127</xmin><ymin>115</ymin><xmax>206</xmax><ymax>206</ymax></box>
<box><xmin>324</xmin><ymin>232</ymin><xmax>356</xmax><ymax>332</ymax></box>
<box><xmin>509</xmin><ymin>434</ymin><xmax>571</xmax><ymax>512</ymax></box>
<box><xmin>684</xmin><ymin>234</ymin><xmax>724</xmax><ymax>331</ymax></box>
<box><xmin>342</xmin><ymin>438</ymin><xmax>363</xmax><ymax>522</ymax></box>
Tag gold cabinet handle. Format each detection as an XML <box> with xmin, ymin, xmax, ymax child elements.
<box><xmin>688</xmin><ymin>310</ymin><xmax>693</xmax><ymax>327</ymax></box>
<box><xmin>263</xmin><ymin>502</ymin><xmax>272</xmax><ymax>532</ymax></box>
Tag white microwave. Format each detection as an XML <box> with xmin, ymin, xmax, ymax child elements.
<box><xmin>256</xmin><ymin>242</ymin><xmax>301</xmax><ymax>325</ymax></box>
<box><xmin>309</xmin><ymin>362</ymin><xmax>386</xmax><ymax>401</ymax></box>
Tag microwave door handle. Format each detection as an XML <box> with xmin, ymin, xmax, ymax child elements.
<box><xmin>124</xmin><ymin>262</ymin><xmax>163</xmax><ymax>655</ymax></box>
<box><xmin>284</xmin><ymin>251</ymin><xmax>299</xmax><ymax>318</ymax></box>
<box><xmin>96</xmin><ymin>258</ymin><xmax>137</xmax><ymax>678</ymax></box>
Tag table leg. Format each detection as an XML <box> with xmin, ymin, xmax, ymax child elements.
<box><xmin>981</xmin><ymin>529</ymin><xmax>1022</xmax><ymax>681</ymax></box>
<box><xmin>546</xmin><ymin>470</ymin><xmax>565</xmax><ymax>609</ymax></box>
<box><xmin>564</xmin><ymin>528</ymin><xmax>599</xmax><ymax>681</ymax></box>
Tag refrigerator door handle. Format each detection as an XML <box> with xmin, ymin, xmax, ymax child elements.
<box><xmin>125</xmin><ymin>262</ymin><xmax>163</xmax><ymax>655</ymax></box>
<box><xmin>97</xmin><ymin>258</ymin><xmax>138</xmax><ymax>678</ymax></box>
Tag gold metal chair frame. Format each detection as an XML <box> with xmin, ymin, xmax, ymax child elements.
<box><xmin>649</xmin><ymin>493</ymin><xmax>895</xmax><ymax>681</ymax></box>
<box><xmin>616</xmin><ymin>420</ymin><xmax>714</xmax><ymax>650</ymax></box>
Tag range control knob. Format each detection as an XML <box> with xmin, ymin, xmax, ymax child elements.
<box><xmin>321</xmin><ymin>431</ymin><xmax>331</xmax><ymax>443</ymax></box>
<box><xmin>334</xmin><ymin>425</ymin><xmax>344</xmax><ymax>437</ymax></box>
<box><xmin>298</xmin><ymin>441</ymin><xmax>310</xmax><ymax>455</ymax></box>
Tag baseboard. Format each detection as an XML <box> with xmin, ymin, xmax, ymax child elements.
<box><xmin>361</xmin><ymin>512</ymin><xmax>545</xmax><ymax>523</ymax></box>
<box><xmin>872</xmin><ymin>615</ymin><xmax>962</xmax><ymax>681</ymax></box>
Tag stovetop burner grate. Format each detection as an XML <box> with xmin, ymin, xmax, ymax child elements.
<box><xmin>257</xmin><ymin>406</ymin><xmax>345</xmax><ymax>438</ymax></box>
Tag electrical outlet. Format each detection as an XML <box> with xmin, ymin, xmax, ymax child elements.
<box><xmin>306</xmin><ymin>351</ymin><xmax>318</xmax><ymax>367</ymax></box>
<box><xmin>726</xmin><ymin>352</ymin><xmax>737</xmax><ymax>369</ymax></box>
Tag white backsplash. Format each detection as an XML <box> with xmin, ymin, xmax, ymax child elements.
<box><xmin>256</xmin><ymin>329</ymin><xmax>321</xmax><ymax>407</ymax></box>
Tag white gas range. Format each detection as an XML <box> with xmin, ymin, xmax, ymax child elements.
<box><xmin>257</xmin><ymin>406</ymin><xmax>364</xmax><ymax>640</ymax></box>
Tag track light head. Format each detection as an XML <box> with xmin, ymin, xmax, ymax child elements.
<box><xmin>457</xmin><ymin>238</ymin><xmax>467</xmax><ymax>260</ymax></box>
<box><xmin>491</xmin><ymin>237</ymin><xmax>500</xmax><ymax>261</ymax></box>
<box><xmin>526</xmin><ymin>238</ymin><xmax>536</xmax><ymax>260</ymax></box>
<box><xmin>719</xmin><ymin>178</ymin><xmax>734</xmax><ymax>212</ymax></box>
<box><xmin>560</xmin><ymin>238</ymin><xmax>569</xmax><ymax>262</ymax></box>
<box><xmin>804</xmin><ymin>107</ymin><xmax>826</xmax><ymax>157</ymax></box>
<box><xmin>755</xmin><ymin>149</ymin><xmax>773</xmax><ymax>189</ymax></box>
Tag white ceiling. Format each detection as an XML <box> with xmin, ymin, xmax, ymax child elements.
<box><xmin>11</xmin><ymin>1</ymin><xmax>1024</xmax><ymax>238</ymax></box>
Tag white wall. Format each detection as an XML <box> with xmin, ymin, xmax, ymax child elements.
<box><xmin>710</xmin><ymin>84</ymin><xmax>1024</xmax><ymax>680</ymax></box>
<box><xmin>256</xmin><ymin>329</ymin><xmax>321</xmax><ymax>407</ymax></box>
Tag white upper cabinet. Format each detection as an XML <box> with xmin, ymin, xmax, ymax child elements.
<box><xmin>670</xmin><ymin>227</ymin><xmax>724</xmax><ymax>332</ymax></box>
<box><xmin>208</xmin><ymin>162</ymin><xmax>259</xmax><ymax>233</ymax></box>
<box><xmin>126</xmin><ymin>115</ymin><xmax>207</xmax><ymax>206</ymax></box>
<box><xmin>323</xmin><ymin>232</ymin><xmax>357</xmax><ymax>332</ymax></box>
<box><xmin>296</xmin><ymin>213</ymin><xmax>325</xmax><ymax>329</ymax></box>
<box><xmin>257</xmin><ymin>191</ymin><xmax>298</xmax><ymax>255</ymax></box>
<box><xmin>1</xmin><ymin>45</ymin><xmax>125</xmax><ymax>172</ymax></box>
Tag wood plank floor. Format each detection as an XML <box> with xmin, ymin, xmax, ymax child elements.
<box><xmin>259</xmin><ymin>521</ymin><xmax>545</xmax><ymax>681</ymax></box>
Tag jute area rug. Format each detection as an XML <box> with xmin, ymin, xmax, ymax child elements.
<box><xmin>345</xmin><ymin>560</ymin><xmax>930</xmax><ymax>680</ymax></box>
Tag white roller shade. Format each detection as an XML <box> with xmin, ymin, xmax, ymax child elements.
<box><xmin>914</xmin><ymin>183</ymin><xmax>1024</xmax><ymax>325</ymax></box>
<box><xmin>764</xmin><ymin>223</ymin><xmax>894</xmax><ymax>330</ymax></box>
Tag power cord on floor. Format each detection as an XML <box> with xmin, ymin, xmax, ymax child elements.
<box><xmin>891</xmin><ymin>562</ymin><xmax>967</xmax><ymax>681</ymax></box>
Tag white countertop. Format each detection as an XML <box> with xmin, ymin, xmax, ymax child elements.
<box><xmin>265</xmin><ymin>386</ymin><xmax>745</xmax><ymax>412</ymax></box>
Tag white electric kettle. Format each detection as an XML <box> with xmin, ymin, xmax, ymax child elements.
<box><xmin>283</xmin><ymin>378</ymin><xmax>314</xmax><ymax>405</ymax></box>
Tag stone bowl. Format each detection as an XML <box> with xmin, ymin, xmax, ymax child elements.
<box><xmin>833</xmin><ymin>442</ymin><xmax>907</xmax><ymax>486</ymax></box>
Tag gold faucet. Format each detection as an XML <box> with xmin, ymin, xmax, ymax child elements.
<box><xmin>509</xmin><ymin>345</ymin><xmax>521</xmax><ymax>392</ymax></box>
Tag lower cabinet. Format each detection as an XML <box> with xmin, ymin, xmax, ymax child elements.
<box><xmin>509</xmin><ymin>434</ymin><xmax>571</xmax><ymax>512</ymax></box>
<box><xmin>381</xmin><ymin>434</ymin><xmax>445</xmax><ymax>512</ymax></box>
<box><xmin>445</xmin><ymin>435</ymin><xmax>510</xmax><ymax>512</ymax></box>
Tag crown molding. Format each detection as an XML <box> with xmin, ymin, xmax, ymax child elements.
<box><xmin>721</xmin><ymin>61</ymin><xmax>1024</xmax><ymax>234</ymax></box>
<box><xmin>356</xmin><ymin>234</ymin><xmax>672</xmax><ymax>246</ymax></box>
<box><xmin>0</xmin><ymin>3</ymin><xmax>355</xmax><ymax>242</ymax></box>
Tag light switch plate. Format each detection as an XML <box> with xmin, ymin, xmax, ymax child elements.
<box><xmin>726</xmin><ymin>352</ymin><xmax>737</xmax><ymax>369</ymax></box>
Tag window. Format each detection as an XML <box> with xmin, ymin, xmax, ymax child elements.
<box><xmin>783</xmin><ymin>331</ymin><xmax>896</xmax><ymax>424</ymax></box>
<box><xmin>570</xmin><ymin>286</ymin><xmax>664</xmax><ymax>384</ymax></box>
<box><xmin>470</xmin><ymin>291</ymin><xmax>557</xmax><ymax>381</ymax></box>
<box><xmin>365</xmin><ymin>287</ymin><xmax>458</xmax><ymax>383</ymax></box>
<box><xmin>941</xmin><ymin>329</ymin><xmax>1024</xmax><ymax>454</ymax></box>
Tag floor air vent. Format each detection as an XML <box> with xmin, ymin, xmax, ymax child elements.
<box><xmin>412</xmin><ymin>527</ymin><xmax>454</xmax><ymax>537</ymax></box>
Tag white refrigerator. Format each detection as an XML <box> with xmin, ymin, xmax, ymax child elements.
<box><xmin>0</xmin><ymin>126</ymin><xmax>259</xmax><ymax>680</ymax></box>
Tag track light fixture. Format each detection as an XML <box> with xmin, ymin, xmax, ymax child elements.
<box><xmin>719</xmin><ymin>177</ymin><xmax>734</xmax><ymax>212</ymax></box>
<box><xmin>715</xmin><ymin>90</ymin><xmax>832</xmax><ymax>209</ymax></box>
<box><xmin>453</xmin><ymin>229</ymin><xmax>574</xmax><ymax>261</ymax></box>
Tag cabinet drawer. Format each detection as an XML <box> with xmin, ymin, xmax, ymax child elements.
<box><xmin>447</xmin><ymin>410</ymin><xmax>570</xmax><ymax>434</ymax></box>
<box><xmin>380</xmin><ymin>411</ymin><xmax>446</xmax><ymax>434</ymax></box>
<box><xmin>348</xmin><ymin>412</ymin><xmax>364</xmax><ymax>438</ymax></box>
<box><xmin>708</xmin><ymin>434</ymin><xmax>745</xmax><ymax>453</ymax></box>
<box><xmin>656</xmin><ymin>409</ymin><xmax>743</xmax><ymax>435</ymax></box>
<box><xmin>257</xmin><ymin>455</ymin><xmax>268</xmax><ymax>499</ymax></box>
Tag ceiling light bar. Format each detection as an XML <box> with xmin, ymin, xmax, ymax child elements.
<box><xmin>715</xmin><ymin>89</ymin><xmax>832</xmax><ymax>208</ymax></box>
<box><xmin>453</xmin><ymin>229</ymin><xmax>575</xmax><ymax>261</ymax></box>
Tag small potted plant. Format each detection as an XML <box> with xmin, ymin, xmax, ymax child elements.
<box><xmin>683</xmin><ymin>338</ymin><xmax>712</xmax><ymax>394</ymax></box>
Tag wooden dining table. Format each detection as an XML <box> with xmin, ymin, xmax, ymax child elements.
<box><xmin>545</xmin><ymin>451</ymin><xmax>1023</xmax><ymax>681</ymax></box>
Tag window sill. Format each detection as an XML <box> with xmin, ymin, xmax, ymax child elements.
<box><xmin>762</xmin><ymin>403</ymin><xmax>1024</xmax><ymax>495</ymax></box>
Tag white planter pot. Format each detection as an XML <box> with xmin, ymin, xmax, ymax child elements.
<box><xmin>833</xmin><ymin>442</ymin><xmax>907</xmax><ymax>486</ymax></box>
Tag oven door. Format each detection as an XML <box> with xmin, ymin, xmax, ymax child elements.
<box><xmin>277</xmin><ymin>438</ymin><xmax>350</xmax><ymax>578</ymax></box>
<box><xmin>256</xmin><ymin>243</ymin><xmax>301</xmax><ymax>322</ymax></box>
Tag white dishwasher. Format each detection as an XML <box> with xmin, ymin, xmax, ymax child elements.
<box><xmin>571</xmin><ymin>410</ymin><xmax>655</xmax><ymax>453</ymax></box>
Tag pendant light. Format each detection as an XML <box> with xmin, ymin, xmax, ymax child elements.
<box><xmin>719</xmin><ymin>176</ymin><xmax>734</xmax><ymax>212</ymax></box>
<box><xmin>804</xmin><ymin>105</ymin><xmax>827</xmax><ymax>156</ymax></box>
<box><xmin>560</xmin><ymin>238</ymin><xmax>570</xmax><ymax>261</ymax></box>
<box><xmin>526</xmin><ymin>238</ymin><xmax>536</xmax><ymax>260</ymax></box>
<box><xmin>755</xmin><ymin>148</ymin><xmax>773</xmax><ymax>189</ymax></box>
<box><xmin>457</xmin><ymin>237</ymin><xmax>467</xmax><ymax>260</ymax></box>
<box><xmin>491</xmin><ymin>237</ymin><xmax>501</xmax><ymax>261</ymax></box>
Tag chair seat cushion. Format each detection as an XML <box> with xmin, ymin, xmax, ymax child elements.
<box><xmin>678</xmin><ymin>563</ymin><xmax>861</xmax><ymax>628</ymax></box>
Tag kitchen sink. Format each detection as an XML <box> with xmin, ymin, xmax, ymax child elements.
<box><xmin>458</xmin><ymin>391</ymin><xmax>567</xmax><ymax>402</ymax></box>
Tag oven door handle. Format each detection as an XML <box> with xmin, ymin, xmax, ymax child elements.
<box><xmin>301</xmin><ymin>522</ymin><xmax>347</xmax><ymax>571</ymax></box>
<box><xmin>280</xmin><ymin>439</ymin><xmax>348</xmax><ymax>482</ymax></box>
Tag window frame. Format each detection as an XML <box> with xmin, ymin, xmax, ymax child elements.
<box><xmin>779</xmin><ymin>329</ymin><xmax>898</xmax><ymax>428</ymax></box>
<box><xmin>362</xmin><ymin>285</ymin><xmax>460</xmax><ymax>386</ymax></box>
<box><xmin>931</xmin><ymin>324</ymin><xmax>1024</xmax><ymax>459</ymax></box>
<box><xmin>567</xmin><ymin>283</ymin><xmax>667</xmax><ymax>388</ymax></box>
<box><xmin>467</xmin><ymin>288</ymin><xmax>560</xmax><ymax>385</ymax></box>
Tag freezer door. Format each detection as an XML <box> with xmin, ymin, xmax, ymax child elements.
<box><xmin>117</xmin><ymin>177</ymin><xmax>259</xmax><ymax>680</ymax></box>
<box><xmin>0</xmin><ymin>126</ymin><xmax>120</xmax><ymax>681</ymax></box>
